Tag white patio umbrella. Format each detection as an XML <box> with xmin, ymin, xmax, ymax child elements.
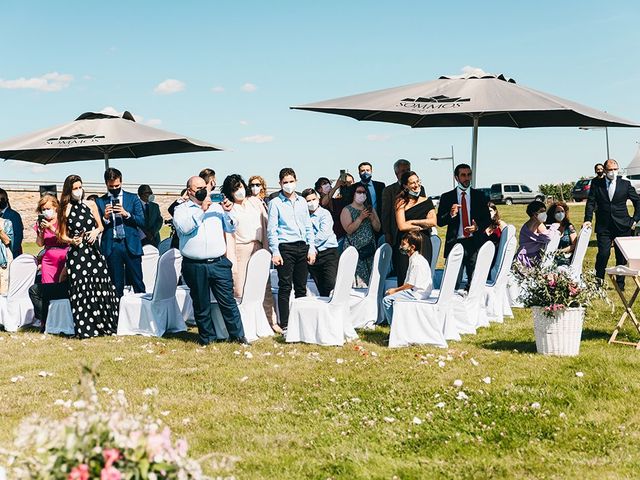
<box><xmin>625</xmin><ymin>144</ymin><xmax>640</xmax><ymax>177</ymax></box>
<box><xmin>0</xmin><ymin>110</ymin><xmax>224</xmax><ymax>170</ymax></box>
<box><xmin>291</xmin><ymin>72</ymin><xmax>640</xmax><ymax>186</ymax></box>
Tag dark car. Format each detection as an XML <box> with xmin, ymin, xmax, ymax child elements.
<box><xmin>572</xmin><ymin>178</ymin><xmax>592</xmax><ymax>202</ymax></box>
<box><xmin>477</xmin><ymin>187</ymin><xmax>492</xmax><ymax>201</ymax></box>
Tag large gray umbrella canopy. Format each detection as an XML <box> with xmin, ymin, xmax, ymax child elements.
<box><xmin>292</xmin><ymin>73</ymin><xmax>640</xmax><ymax>186</ymax></box>
<box><xmin>0</xmin><ymin>111</ymin><xmax>224</xmax><ymax>169</ymax></box>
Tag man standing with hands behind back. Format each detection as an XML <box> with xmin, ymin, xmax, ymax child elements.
<box><xmin>437</xmin><ymin>163</ymin><xmax>490</xmax><ymax>287</ymax></box>
<box><xmin>584</xmin><ymin>158</ymin><xmax>640</xmax><ymax>290</ymax></box>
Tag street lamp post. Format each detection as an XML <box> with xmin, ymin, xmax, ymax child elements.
<box><xmin>431</xmin><ymin>145</ymin><xmax>456</xmax><ymax>188</ymax></box>
<box><xmin>579</xmin><ymin>126</ymin><xmax>610</xmax><ymax>160</ymax></box>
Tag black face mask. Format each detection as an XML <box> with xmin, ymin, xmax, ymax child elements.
<box><xmin>108</xmin><ymin>187</ymin><xmax>121</xmax><ymax>197</ymax></box>
<box><xmin>0</xmin><ymin>199</ymin><xmax>7</xmax><ymax>210</ymax></box>
<box><xmin>194</xmin><ymin>188</ymin><xmax>208</xmax><ymax>202</ymax></box>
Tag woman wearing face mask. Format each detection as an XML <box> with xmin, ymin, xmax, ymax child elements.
<box><xmin>34</xmin><ymin>194</ymin><xmax>68</xmax><ymax>284</ymax></box>
<box><xmin>393</xmin><ymin>171</ymin><xmax>436</xmax><ymax>285</ymax></box>
<box><xmin>248</xmin><ymin>175</ymin><xmax>269</xmax><ymax>204</ymax></box>
<box><xmin>222</xmin><ymin>174</ymin><xmax>280</xmax><ymax>333</ymax></box>
<box><xmin>546</xmin><ymin>201</ymin><xmax>577</xmax><ymax>266</ymax></box>
<box><xmin>516</xmin><ymin>200</ymin><xmax>555</xmax><ymax>267</ymax></box>
<box><xmin>315</xmin><ymin>176</ymin><xmax>348</xmax><ymax>249</ymax></box>
<box><xmin>58</xmin><ymin>175</ymin><xmax>119</xmax><ymax>338</ymax></box>
<box><xmin>340</xmin><ymin>184</ymin><xmax>381</xmax><ymax>287</ymax></box>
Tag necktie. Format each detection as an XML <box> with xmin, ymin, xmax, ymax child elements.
<box><xmin>608</xmin><ymin>179</ymin><xmax>615</xmax><ymax>202</ymax></box>
<box><xmin>461</xmin><ymin>191</ymin><xmax>470</xmax><ymax>237</ymax></box>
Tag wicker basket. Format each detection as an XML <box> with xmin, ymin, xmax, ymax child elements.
<box><xmin>532</xmin><ymin>307</ymin><xmax>585</xmax><ymax>356</ymax></box>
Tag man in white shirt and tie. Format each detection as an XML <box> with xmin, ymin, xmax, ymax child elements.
<box><xmin>584</xmin><ymin>158</ymin><xmax>640</xmax><ymax>289</ymax></box>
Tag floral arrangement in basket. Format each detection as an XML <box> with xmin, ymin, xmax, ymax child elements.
<box><xmin>512</xmin><ymin>261</ymin><xmax>608</xmax><ymax>317</ymax></box>
<box><xmin>0</xmin><ymin>367</ymin><xmax>206</xmax><ymax>480</ymax></box>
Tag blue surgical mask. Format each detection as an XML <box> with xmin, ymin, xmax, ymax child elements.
<box><xmin>408</xmin><ymin>189</ymin><xmax>420</xmax><ymax>198</ymax></box>
<box><xmin>359</xmin><ymin>172</ymin><xmax>372</xmax><ymax>183</ymax></box>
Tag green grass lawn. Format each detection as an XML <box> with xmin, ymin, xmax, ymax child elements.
<box><xmin>3</xmin><ymin>205</ymin><xmax>640</xmax><ymax>479</ymax></box>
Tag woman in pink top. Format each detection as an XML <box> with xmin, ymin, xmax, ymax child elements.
<box><xmin>35</xmin><ymin>194</ymin><xmax>68</xmax><ymax>283</ymax></box>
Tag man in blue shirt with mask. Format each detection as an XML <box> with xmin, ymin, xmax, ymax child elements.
<box><xmin>353</xmin><ymin>162</ymin><xmax>386</xmax><ymax>219</ymax></box>
<box><xmin>267</xmin><ymin>168</ymin><xmax>316</xmax><ymax>331</ymax></box>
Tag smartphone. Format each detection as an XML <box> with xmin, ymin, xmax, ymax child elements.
<box><xmin>339</xmin><ymin>169</ymin><xmax>347</xmax><ymax>181</ymax></box>
<box><xmin>37</xmin><ymin>214</ymin><xmax>45</xmax><ymax>224</ymax></box>
<box><xmin>111</xmin><ymin>198</ymin><xmax>120</xmax><ymax>206</ymax></box>
<box><xmin>210</xmin><ymin>192</ymin><xmax>225</xmax><ymax>203</ymax></box>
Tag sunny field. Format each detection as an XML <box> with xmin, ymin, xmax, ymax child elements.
<box><xmin>2</xmin><ymin>204</ymin><xmax>640</xmax><ymax>480</ymax></box>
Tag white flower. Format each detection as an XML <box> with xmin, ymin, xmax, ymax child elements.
<box><xmin>435</xmin><ymin>402</ymin><xmax>446</xmax><ymax>409</ymax></box>
<box><xmin>470</xmin><ymin>358</ymin><xmax>479</xmax><ymax>366</ymax></box>
<box><xmin>371</xmin><ymin>351</ymin><xmax>378</xmax><ymax>357</ymax></box>
<box><xmin>38</xmin><ymin>371</ymin><xmax>53</xmax><ymax>377</ymax></box>
<box><xmin>336</xmin><ymin>358</ymin><xmax>345</xmax><ymax>364</ymax></box>
<box><xmin>72</xmin><ymin>400</ymin><xmax>87</xmax><ymax>409</ymax></box>
<box><xmin>531</xmin><ymin>402</ymin><xmax>541</xmax><ymax>409</ymax></box>
<box><xmin>160</xmin><ymin>410</ymin><xmax>170</xmax><ymax>416</ymax></box>
<box><xmin>456</xmin><ymin>391</ymin><xmax>469</xmax><ymax>401</ymax></box>
<box><xmin>240</xmin><ymin>376</ymin><xmax>249</xmax><ymax>382</ymax></box>
<box><xmin>10</xmin><ymin>375</ymin><xmax>25</xmax><ymax>383</ymax></box>
<box><xmin>438</xmin><ymin>361</ymin><xmax>446</xmax><ymax>368</ymax></box>
<box><xmin>143</xmin><ymin>387</ymin><xmax>159</xmax><ymax>396</ymax></box>
<box><xmin>328</xmin><ymin>377</ymin><xmax>336</xmax><ymax>383</ymax></box>
<box><xmin>383</xmin><ymin>416</ymin><xmax>395</xmax><ymax>423</ymax></box>
<box><xmin>412</xmin><ymin>416</ymin><xmax>423</xmax><ymax>425</ymax></box>
<box><xmin>233</xmin><ymin>350</ymin><xmax>241</xmax><ymax>355</ymax></box>
<box><xmin>575</xmin><ymin>371</ymin><xmax>584</xmax><ymax>378</ymax></box>
<box><xmin>350</xmin><ymin>397</ymin><xmax>361</xmax><ymax>403</ymax></box>
<box><xmin>113</xmin><ymin>357</ymin><xmax>124</xmax><ymax>362</ymax></box>
<box><xmin>244</xmin><ymin>351</ymin><xmax>254</xmax><ymax>359</ymax></box>
<box><xmin>453</xmin><ymin>379</ymin><xmax>463</xmax><ymax>388</ymax></box>
<box><xmin>559</xmin><ymin>412</ymin><xmax>567</xmax><ymax>419</ymax></box>
<box><xmin>482</xmin><ymin>377</ymin><xmax>492</xmax><ymax>384</ymax></box>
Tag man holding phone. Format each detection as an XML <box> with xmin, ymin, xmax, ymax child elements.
<box><xmin>437</xmin><ymin>163</ymin><xmax>490</xmax><ymax>288</ymax></box>
<box><xmin>95</xmin><ymin>168</ymin><xmax>146</xmax><ymax>297</ymax></box>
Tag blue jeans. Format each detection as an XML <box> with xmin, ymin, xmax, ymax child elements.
<box><xmin>382</xmin><ymin>290</ymin><xmax>416</xmax><ymax>325</ymax></box>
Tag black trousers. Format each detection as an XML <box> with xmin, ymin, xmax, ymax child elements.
<box><xmin>308</xmin><ymin>247</ymin><xmax>339</xmax><ymax>297</ymax></box>
<box><xmin>595</xmin><ymin>228</ymin><xmax>631</xmax><ymax>287</ymax></box>
<box><xmin>28</xmin><ymin>281</ymin><xmax>69</xmax><ymax>329</ymax></box>
<box><xmin>453</xmin><ymin>237</ymin><xmax>480</xmax><ymax>289</ymax></box>
<box><xmin>181</xmin><ymin>256</ymin><xmax>245</xmax><ymax>345</ymax></box>
<box><xmin>276</xmin><ymin>241</ymin><xmax>309</xmax><ymax>328</ymax></box>
<box><xmin>106</xmin><ymin>240</ymin><xmax>144</xmax><ymax>297</ymax></box>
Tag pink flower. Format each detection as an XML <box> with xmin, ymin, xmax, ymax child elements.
<box><xmin>100</xmin><ymin>466</ymin><xmax>122</xmax><ymax>480</ymax></box>
<box><xmin>176</xmin><ymin>438</ymin><xmax>188</xmax><ymax>457</ymax></box>
<box><xmin>68</xmin><ymin>464</ymin><xmax>89</xmax><ymax>480</ymax></box>
<box><xmin>102</xmin><ymin>448</ymin><xmax>120</xmax><ymax>468</ymax></box>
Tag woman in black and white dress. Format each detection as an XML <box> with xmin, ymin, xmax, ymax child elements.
<box><xmin>57</xmin><ymin>175</ymin><xmax>119</xmax><ymax>338</ymax></box>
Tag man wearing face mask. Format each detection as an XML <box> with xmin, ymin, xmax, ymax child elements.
<box><xmin>267</xmin><ymin>168</ymin><xmax>316</xmax><ymax>331</ymax></box>
<box><xmin>352</xmin><ymin>162</ymin><xmax>386</xmax><ymax>220</ymax></box>
<box><xmin>437</xmin><ymin>163</ymin><xmax>491</xmax><ymax>288</ymax></box>
<box><xmin>303</xmin><ymin>188</ymin><xmax>339</xmax><ymax>297</ymax></box>
<box><xmin>584</xmin><ymin>158</ymin><xmax>640</xmax><ymax>289</ymax></box>
<box><xmin>174</xmin><ymin>176</ymin><xmax>247</xmax><ymax>345</ymax></box>
<box><xmin>137</xmin><ymin>185</ymin><xmax>163</xmax><ymax>248</ymax></box>
<box><xmin>0</xmin><ymin>188</ymin><xmax>24</xmax><ymax>257</ymax></box>
<box><xmin>95</xmin><ymin>168</ymin><xmax>146</xmax><ymax>297</ymax></box>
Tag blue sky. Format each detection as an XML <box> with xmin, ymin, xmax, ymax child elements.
<box><xmin>1</xmin><ymin>0</ymin><xmax>639</xmax><ymax>195</ymax></box>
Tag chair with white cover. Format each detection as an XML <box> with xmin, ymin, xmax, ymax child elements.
<box><xmin>350</xmin><ymin>243</ymin><xmax>392</xmax><ymax>329</ymax></box>
<box><xmin>141</xmin><ymin>244</ymin><xmax>160</xmax><ymax>293</ymax></box>
<box><xmin>430</xmin><ymin>234</ymin><xmax>441</xmax><ymax>274</ymax></box>
<box><xmin>566</xmin><ymin>225</ymin><xmax>592</xmax><ymax>281</ymax></box>
<box><xmin>117</xmin><ymin>249</ymin><xmax>186</xmax><ymax>337</ymax></box>
<box><xmin>237</xmin><ymin>249</ymin><xmax>274</xmax><ymax>342</ymax></box>
<box><xmin>541</xmin><ymin>228</ymin><xmax>562</xmax><ymax>267</ymax></box>
<box><xmin>0</xmin><ymin>254</ymin><xmax>38</xmax><ymax>332</ymax></box>
<box><xmin>286</xmin><ymin>247</ymin><xmax>359</xmax><ymax>346</ymax></box>
<box><xmin>450</xmin><ymin>241</ymin><xmax>495</xmax><ymax>335</ymax></box>
<box><xmin>157</xmin><ymin>237</ymin><xmax>172</xmax><ymax>256</ymax></box>
<box><xmin>485</xmin><ymin>233</ymin><xmax>518</xmax><ymax>324</ymax></box>
<box><xmin>388</xmin><ymin>243</ymin><xmax>464</xmax><ymax>348</ymax></box>
<box><xmin>46</xmin><ymin>299</ymin><xmax>75</xmax><ymax>335</ymax></box>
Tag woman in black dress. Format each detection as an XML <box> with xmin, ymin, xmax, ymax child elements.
<box><xmin>57</xmin><ymin>175</ymin><xmax>119</xmax><ymax>338</ymax></box>
<box><xmin>394</xmin><ymin>171</ymin><xmax>437</xmax><ymax>285</ymax></box>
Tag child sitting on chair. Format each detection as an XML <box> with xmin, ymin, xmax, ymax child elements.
<box><xmin>382</xmin><ymin>231</ymin><xmax>433</xmax><ymax>324</ymax></box>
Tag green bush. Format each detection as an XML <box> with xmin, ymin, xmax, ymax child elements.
<box><xmin>539</xmin><ymin>183</ymin><xmax>574</xmax><ymax>201</ymax></box>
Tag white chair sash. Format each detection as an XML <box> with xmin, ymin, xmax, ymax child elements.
<box><xmin>141</xmin><ymin>244</ymin><xmax>160</xmax><ymax>293</ymax></box>
<box><xmin>350</xmin><ymin>243</ymin><xmax>392</xmax><ymax>329</ymax></box>
<box><xmin>0</xmin><ymin>254</ymin><xmax>37</xmax><ymax>332</ymax></box>
<box><xmin>237</xmin><ymin>249</ymin><xmax>274</xmax><ymax>342</ymax></box>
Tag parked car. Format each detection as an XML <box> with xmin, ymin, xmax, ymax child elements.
<box><xmin>490</xmin><ymin>183</ymin><xmax>544</xmax><ymax>205</ymax></box>
<box><xmin>572</xmin><ymin>178</ymin><xmax>592</xmax><ymax>202</ymax></box>
<box><xmin>625</xmin><ymin>174</ymin><xmax>640</xmax><ymax>195</ymax></box>
<box><xmin>477</xmin><ymin>187</ymin><xmax>492</xmax><ymax>201</ymax></box>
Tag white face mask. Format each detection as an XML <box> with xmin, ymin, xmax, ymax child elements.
<box><xmin>71</xmin><ymin>188</ymin><xmax>83</xmax><ymax>201</ymax></box>
<box><xmin>457</xmin><ymin>181</ymin><xmax>469</xmax><ymax>192</ymax></box>
<box><xmin>490</xmin><ymin>209</ymin><xmax>497</xmax><ymax>219</ymax></box>
<box><xmin>555</xmin><ymin>211</ymin><xmax>565</xmax><ymax>222</ymax></box>
<box><xmin>251</xmin><ymin>185</ymin><xmax>262</xmax><ymax>196</ymax></box>
<box><xmin>282</xmin><ymin>182</ymin><xmax>296</xmax><ymax>194</ymax></box>
<box><xmin>537</xmin><ymin>212</ymin><xmax>547</xmax><ymax>223</ymax></box>
<box><xmin>42</xmin><ymin>208</ymin><xmax>56</xmax><ymax>220</ymax></box>
<box><xmin>354</xmin><ymin>192</ymin><xmax>367</xmax><ymax>205</ymax></box>
<box><xmin>147</xmin><ymin>194</ymin><xmax>155</xmax><ymax>203</ymax></box>
<box><xmin>307</xmin><ymin>199</ymin><xmax>319</xmax><ymax>211</ymax></box>
<box><xmin>234</xmin><ymin>187</ymin><xmax>246</xmax><ymax>201</ymax></box>
<box><xmin>321</xmin><ymin>183</ymin><xmax>332</xmax><ymax>195</ymax></box>
<box><xmin>606</xmin><ymin>170</ymin><xmax>617</xmax><ymax>181</ymax></box>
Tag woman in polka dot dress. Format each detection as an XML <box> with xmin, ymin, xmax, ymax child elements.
<box><xmin>57</xmin><ymin>175</ymin><xmax>119</xmax><ymax>338</ymax></box>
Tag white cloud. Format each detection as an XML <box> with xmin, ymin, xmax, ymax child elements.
<box><xmin>211</xmin><ymin>86</ymin><xmax>225</xmax><ymax>93</ymax></box>
<box><xmin>154</xmin><ymin>79</ymin><xmax>185</xmax><ymax>95</ymax></box>
<box><xmin>99</xmin><ymin>106</ymin><xmax>121</xmax><ymax>116</ymax></box>
<box><xmin>241</xmin><ymin>134</ymin><xmax>274</xmax><ymax>144</ymax></box>
<box><xmin>241</xmin><ymin>82</ymin><xmax>257</xmax><ymax>92</ymax></box>
<box><xmin>366</xmin><ymin>134</ymin><xmax>391</xmax><ymax>142</ymax></box>
<box><xmin>0</xmin><ymin>72</ymin><xmax>73</xmax><ymax>92</ymax></box>
<box><xmin>145</xmin><ymin>118</ymin><xmax>162</xmax><ymax>127</ymax></box>
<box><xmin>461</xmin><ymin>65</ymin><xmax>489</xmax><ymax>76</ymax></box>
<box><xmin>30</xmin><ymin>165</ymin><xmax>49</xmax><ymax>174</ymax></box>
<box><xmin>99</xmin><ymin>106</ymin><xmax>161</xmax><ymax>126</ymax></box>
<box><xmin>239</xmin><ymin>120</ymin><xmax>249</xmax><ymax>126</ymax></box>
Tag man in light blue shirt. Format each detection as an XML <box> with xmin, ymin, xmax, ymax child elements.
<box><xmin>174</xmin><ymin>175</ymin><xmax>247</xmax><ymax>346</ymax></box>
<box><xmin>303</xmin><ymin>188</ymin><xmax>339</xmax><ymax>297</ymax></box>
<box><xmin>267</xmin><ymin>168</ymin><xmax>316</xmax><ymax>330</ymax></box>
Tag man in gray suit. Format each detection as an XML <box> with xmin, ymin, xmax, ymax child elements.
<box><xmin>138</xmin><ymin>184</ymin><xmax>163</xmax><ymax>248</ymax></box>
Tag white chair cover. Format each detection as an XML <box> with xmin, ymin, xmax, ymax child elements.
<box><xmin>430</xmin><ymin>234</ymin><xmax>441</xmax><ymax>272</ymax></box>
<box><xmin>176</xmin><ymin>285</ymin><xmax>195</xmax><ymax>325</ymax></box>
<box><xmin>117</xmin><ymin>249</ymin><xmax>186</xmax><ymax>337</ymax></box>
<box><xmin>350</xmin><ymin>243</ymin><xmax>392</xmax><ymax>329</ymax></box>
<box><xmin>45</xmin><ymin>299</ymin><xmax>75</xmax><ymax>335</ymax></box>
<box><xmin>488</xmin><ymin>225</ymin><xmax>514</xmax><ymax>285</ymax></box>
<box><xmin>0</xmin><ymin>255</ymin><xmax>38</xmax><ymax>332</ymax></box>
<box><xmin>485</xmin><ymin>231</ymin><xmax>518</xmax><ymax>324</ymax></box>
<box><xmin>567</xmin><ymin>226</ymin><xmax>591</xmax><ymax>281</ymax></box>
<box><xmin>388</xmin><ymin>244</ymin><xmax>464</xmax><ymax>348</ymax></box>
<box><xmin>157</xmin><ymin>237</ymin><xmax>172</xmax><ymax>256</ymax></box>
<box><xmin>541</xmin><ymin>228</ymin><xmax>561</xmax><ymax>267</ymax></box>
<box><xmin>286</xmin><ymin>247</ymin><xmax>359</xmax><ymax>346</ymax></box>
<box><xmin>237</xmin><ymin>249</ymin><xmax>274</xmax><ymax>342</ymax></box>
<box><xmin>450</xmin><ymin>242</ymin><xmax>495</xmax><ymax>335</ymax></box>
<box><xmin>142</xmin><ymin>244</ymin><xmax>160</xmax><ymax>293</ymax></box>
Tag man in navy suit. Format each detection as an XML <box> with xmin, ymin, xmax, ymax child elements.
<box><xmin>95</xmin><ymin>168</ymin><xmax>146</xmax><ymax>297</ymax></box>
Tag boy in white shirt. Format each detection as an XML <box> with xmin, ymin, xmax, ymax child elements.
<box><xmin>382</xmin><ymin>231</ymin><xmax>433</xmax><ymax>324</ymax></box>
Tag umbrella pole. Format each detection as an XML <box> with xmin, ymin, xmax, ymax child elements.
<box><xmin>471</xmin><ymin>115</ymin><xmax>479</xmax><ymax>188</ymax></box>
<box><xmin>104</xmin><ymin>152</ymin><xmax>110</xmax><ymax>170</ymax></box>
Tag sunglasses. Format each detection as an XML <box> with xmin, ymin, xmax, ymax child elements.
<box><xmin>250</xmin><ymin>183</ymin><xmax>262</xmax><ymax>188</ymax></box>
